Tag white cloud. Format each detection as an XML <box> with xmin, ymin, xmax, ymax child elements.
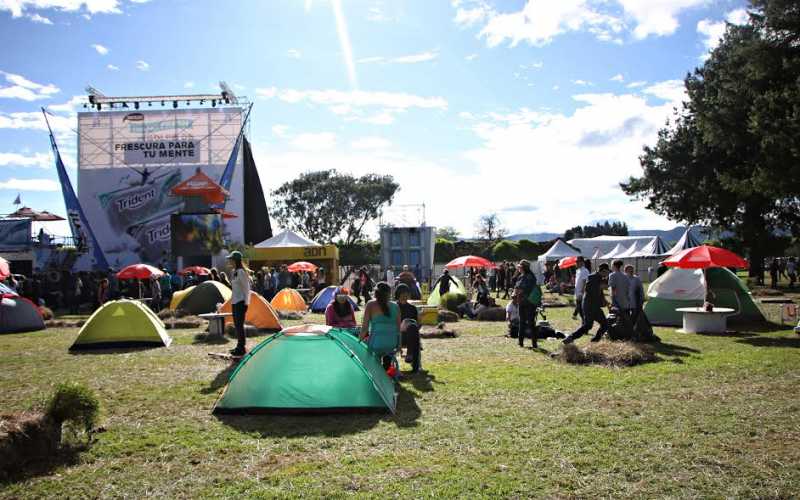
<box><xmin>135</xmin><ymin>60</ymin><xmax>149</xmax><ymax>71</ymax></box>
<box><xmin>454</xmin><ymin>1</ymin><xmax>492</xmax><ymax>28</ymax></box>
<box><xmin>642</xmin><ymin>79</ymin><xmax>685</xmax><ymax>102</ymax></box>
<box><xmin>366</xmin><ymin>5</ymin><xmax>389</xmax><ymax>22</ymax></box>
<box><xmin>610</xmin><ymin>73</ymin><xmax>624</xmax><ymax>82</ymax></box>
<box><xmin>0</xmin><ymin>178</ymin><xmax>59</xmax><ymax>192</ymax></box>
<box><xmin>91</xmin><ymin>43</ymin><xmax>108</xmax><ymax>55</ymax></box>
<box><xmin>26</xmin><ymin>12</ymin><xmax>52</xmax><ymax>23</ymax></box>
<box><xmin>106</xmin><ymin>63</ymin><xmax>119</xmax><ymax>71</ymax></box>
<box><xmin>0</xmin><ymin>0</ymin><xmax>123</xmax><ymax>18</ymax></box>
<box><xmin>350</xmin><ymin>137</ymin><xmax>391</xmax><ymax>150</ymax></box>
<box><xmin>617</xmin><ymin>0</ymin><xmax>706</xmax><ymax>39</ymax></box>
<box><xmin>287</xmin><ymin>48</ymin><xmax>302</xmax><ymax>59</ymax></box>
<box><xmin>0</xmin><ymin>70</ymin><xmax>59</xmax><ymax>101</ymax></box>
<box><xmin>357</xmin><ymin>50</ymin><xmax>439</xmax><ymax>64</ymax></box>
<box><xmin>465</xmin><ymin>53</ymin><xmax>478</xmax><ymax>61</ymax></box>
<box><xmin>478</xmin><ymin>0</ymin><xmax>624</xmax><ymax>47</ymax></box>
<box><xmin>271</xmin><ymin>125</ymin><xmax>290</xmax><ymax>138</ymax></box>
<box><xmin>255</xmin><ymin>87</ymin><xmax>447</xmax><ymax>125</ymax></box>
<box><xmin>697</xmin><ymin>8</ymin><xmax>750</xmax><ymax>57</ymax></box>
<box><xmin>183</xmin><ymin>81</ymin><xmax>194</xmax><ymax>89</ymax></box>
<box><xmin>626</xmin><ymin>80</ymin><xmax>647</xmax><ymax>88</ymax></box>
<box><xmin>290</xmin><ymin>132</ymin><xmax>337</xmax><ymax>151</ymax></box>
<box><xmin>0</xmin><ymin>152</ymin><xmax>51</xmax><ymax>168</ymax></box>
<box><xmin>572</xmin><ymin>79</ymin><xmax>593</xmax><ymax>86</ymax></box>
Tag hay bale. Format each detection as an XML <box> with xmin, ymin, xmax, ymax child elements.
<box><xmin>156</xmin><ymin>309</ymin><xmax>175</xmax><ymax>320</ymax></box>
<box><xmin>0</xmin><ymin>412</ymin><xmax>61</xmax><ymax>477</ymax></box>
<box><xmin>476</xmin><ymin>307</ymin><xmax>506</xmax><ymax>322</ymax></box>
<box><xmin>420</xmin><ymin>324</ymin><xmax>457</xmax><ymax>338</ymax></box>
<box><xmin>165</xmin><ymin>316</ymin><xmax>204</xmax><ymax>329</ymax></box>
<box><xmin>277</xmin><ymin>311</ymin><xmax>304</xmax><ymax>320</ymax></box>
<box><xmin>437</xmin><ymin>310</ymin><xmax>458</xmax><ymax>323</ymax></box>
<box><xmin>554</xmin><ymin>341</ymin><xmax>657</xmax><ymax>367</ymax></box>
<box><xmin>39</xmin><ymin>306</ymin><xmax>54</xmax><ymax>320</ymax></box>
<box><xmin>442</xmin><ymin>292</ymin><xmax>467</xmax><ymax>313</ymax></box>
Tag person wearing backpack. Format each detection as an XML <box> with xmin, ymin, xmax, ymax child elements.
<box><xmin>516</xmin><ymin>260</ymin><xmax>540</xmax><ymax>349</ymax></box>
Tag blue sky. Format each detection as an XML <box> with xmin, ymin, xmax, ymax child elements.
<box><xmin>0</xmin><ymin>0</ymin><xmax>750</xmax><ymax>238</ymax></box>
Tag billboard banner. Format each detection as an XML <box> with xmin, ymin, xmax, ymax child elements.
<box><xmin>77</xmin><ymin>107</ymin><xmax>244</xmax><ymax>268</ymax></box>
<box><xmin>171</xmin><ymin>214</ymin><xmax>225</xmax><ymax>256</ymax></box>
<box><xmin>0</xmin><ymin>219</ymin><xmax>31</xmax><ymax>250</ymax></box>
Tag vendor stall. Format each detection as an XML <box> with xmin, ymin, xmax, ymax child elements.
<box><xmin>249</xmin><ymin>230</ymin><xmax>339</xmax><ymax>284</ymax></box>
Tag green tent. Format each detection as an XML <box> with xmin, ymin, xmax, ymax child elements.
<box><xmin>427</xmin><ymin>275</ymin><xmax>466</xmax><ymax>306</ymax></box>
<box><xmin>213</xmin><ymin>325</ymin><xmax>396</xmax><ymax>414</ymax></box>
<box><xmin>644</xmin><ymin>267</ymin><xmax>765</xmax><ymax>326</ymax></box>
<box><xmin>176</xmin><ymin>281</ymin><xmax>231</xmax><ymax>315</ymax></box>
<box><xmin>70</xmin><ymin>299</ymin><xmax>172</xmax><ymax>350</ymax></box>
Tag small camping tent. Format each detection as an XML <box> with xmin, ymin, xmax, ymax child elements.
<box><xmin>309</xmin><ymin>286</ymin><xmax>360</xmax><ymax>313</ymax></box>
<box><xmin>172</xmin><ymin>281</ymin><xmax>231</xmax><ymax>314</ymax></box>
<box><xmin>169</xmin><ymin>286</ymin><xmax>194</xmax><ymax>310</ymax></box>
<box><xmin>644</xmin><ymin>267</ymin><xmax>765</xmax><ymax>326</ymax></box>
<box><xmin>271</xmin><ymin>288</ymin><xmax>307</xmax><ymax>312</ymax></box>
<box><xmin>70</xmin><ymin>299</ymin><xmax>171</xmax><ymax>350</ymax></box>
<box><xmin>427</xmin><ymin>275</ymin><xmax>466</xmax><ymax>307</ymax></box>
<box><xmin>213</xmin><ymin>324</ymin><xmax>396</xmax><ymax>414</ymax></box>
<box><xmin>219</xmin><ymin>292</ymin><xmax>283</xmax><ymax>331</ymax></box>
<box><xmin>0</xmin><ymin>295</ymin><xmax>45</xmax><ymax>334</ymax></box>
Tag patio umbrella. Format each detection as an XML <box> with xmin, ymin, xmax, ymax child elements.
<box><xmin>117</xmin><ymin>264</ymin><xmax>164</xmax><ymax>280</ymax></box>
<box><xmin>558</xmin><ymin>256</ymin><xmax>578</xmax><ymax>269</ymax></box>
<box><xmin>662</xmin><ymin>245</ymin><xmax>748</xmax><ymax>269</ymax></box>
<box><xmin>0</xmin><ymin>257</ymin><xmax>9</xmax><ymax>280</ymax></box>
<box><xmin>662</xmin><ymin>245</ymin><xmax>748</xmax><ymax>306</ymax></box>
<box><xmin>179</xmin><ymin>266</ymin><xmax>211</xmax><ymax>276</ymax></box>
<box><xmin>445</xmin><ymin>255</ymin><xmax>496</xmax><ymax>269</ymax></box>
<box><xmin>287</xmin><ymin>261</ymin><xmax>318</xmax><ymax>273</ymax></box>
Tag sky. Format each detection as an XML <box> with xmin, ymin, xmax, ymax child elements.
<box><xmin>0</xmin><ymin>0</ymin><xmax>751</xmax><ymax>239</ymax></box>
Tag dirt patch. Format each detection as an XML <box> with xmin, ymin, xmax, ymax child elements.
<box><xmin>553</xmin><ymin>341</ymin><xmax>658</xmax><ymax>367</ymax></box>
<box><xmin>44</xmin><ymin>319</ymin><xmax>85</xmax><ymax>329</ymax></box>
<box><xmin>0</xmin><ymin>412</ymin><xmax>61</xmax><ymax>478</ymax></box>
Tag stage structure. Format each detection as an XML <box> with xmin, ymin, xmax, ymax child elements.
<box><xmin>74</xmin><ymin>84</ymin><xmax>271</xmax><ymax>269</ymax></box>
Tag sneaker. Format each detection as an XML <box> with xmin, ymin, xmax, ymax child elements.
<box><xmin>229</xmin><ymin>347</ymin><xmax>246</xmax><ymax>356</ymax></box>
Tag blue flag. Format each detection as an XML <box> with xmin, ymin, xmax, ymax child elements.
<box><xmin>218</xmin><ymin>103</ymin><xmax>253</xmax><ymax>192</ymax></box>
<box><xmin>44</xmin><ymin>110</ymin><xmax>110</xmax><ymax>270</ymax></box>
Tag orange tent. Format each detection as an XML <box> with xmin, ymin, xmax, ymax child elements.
<box><xmin>270</xmin><ymin>288</ymin><xmax>307</xmax><ymax>312</ymax></box>
<box><xmin>219</xmin><ymin>292</ymin><xmax>282</xmax><ymax>332</ymax></box>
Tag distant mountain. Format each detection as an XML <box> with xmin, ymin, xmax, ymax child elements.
<box><xmin>507</xmin><ymin>226</ymin><xmax>710</xmax><ymax>245</ymax></box>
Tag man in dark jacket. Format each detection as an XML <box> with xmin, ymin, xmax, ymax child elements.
<box><xmin>515</xmin><ymin>260</ymin><xmax>539</xmax><ymax>348</ymax></box>
<box><xmin>433</xmin><ymin>269</ymin><xmax>458</xmax><ymax>296</ymax></box>
<box><xmin>563</xmin><ymin>263</ymin><xmax>610</xmax><ymax>344</ymax></box>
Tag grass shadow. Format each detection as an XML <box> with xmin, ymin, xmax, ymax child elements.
<box><xmin>402</xmin><ymin>370</ymin><xmax>439</xmax><ymax>394</ymax></box>
<box><xmin>735</xmin><ymin>336</ymin><xmax>800</xmax><ymax>349</ymax></box>
<box><xmin>68</xmin><ymin>346</ymin><xmax>164</xmax><ymax>355</ymax></box>
<box><xmin>0</xmin><ymin>443</ymin><xmax>86</xmax><ymax>485</ymax></box>
<box><xmin>192</xmin><ymin>333</ymin><xmax>230</xmax><ymax>345</ymax></box>
<box><xmin>200</xmin><ymin>364</ymin><xmax>236</xmax><ymax>395</ymax></box>
<box><xmin>730</xmin><ymin>322</ymin><xmax>795</xmax><ymax>334</ymax></box>
<box><xmin>694</xmin><ymin>331</ymin><xmax>757</xmax><ymax>338</ymax></box>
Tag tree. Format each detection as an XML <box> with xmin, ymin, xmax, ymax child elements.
<box><xmin>271</xmin><ymin>170</ymin><xmax>399</xmax><ymax>245</ymax></box>
<box><xmin>621</xmin><ymin>1</ymin><xmax>800</xmax><ymax>279</ymax></box>
<box><xmin>475</xmin><ymin>213</ymin><xmax>506</xmax><ymax>242</ymax></box>
<box><xmin>492</xmin><ymin>240</ymin><xmax>519</xmax><ymax>261</ymax></box>
<box><xmin>436</xmin><ymin>226</ymin><xmax>461</xmax><ymax>241</ymax></box>
<box><xmin>564</xmin><ymin>221</ymin><xmax>629</xmax><ymax>240</ymax></box>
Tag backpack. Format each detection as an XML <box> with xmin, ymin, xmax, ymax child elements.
<box><xmin>527</xmin><ymin>284</ymin><xmax>543</xmax><ymax>307</ymax></box>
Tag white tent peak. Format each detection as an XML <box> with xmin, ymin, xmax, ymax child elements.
<box><xmin>254</xmin><ymin>230</ymin><xmax>321</xmax><ymax>248</ymax></box>
<box><xmin>600</xmin><ymin>243</ymin><xmax>626</xmax><ymax>259</ymax></box>
<box><xmin>537</xmin><ymin>239</ymin><xmax>581</xmax><ymax>262</ymax></box>
<box><xmin>666</xmin><ymin>228</ymin><xmax>701</xmax><ymax>255</ymax></box>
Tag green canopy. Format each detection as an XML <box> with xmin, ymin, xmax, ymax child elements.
<box><xmin>176</xmin><ymin>281</ymin><xmax>231</xmax><ymax>314</ymax></box>
<box><xmin>70</xmin><ymin>299</ymin><xmax>171</xmax><ymax>350</ymax></box>
<box><xmin>645</xmin><ymin>267</ymin><xmax>765</xmax><ymax>326</ymax></box>
<box><xmin>427</xmin><ymin>275</ymin><xmax>466</xmax><ymax>306</ymax></box>
<box><xmin>213</xmin><ymin>325</ymin><xmax>396</xmax><ymax>414</ymax></box>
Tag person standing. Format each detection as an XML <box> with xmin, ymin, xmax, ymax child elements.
<box><xmin>563</xmin><ymin>263</ymin><xmax>610</xmax><ymax>344</ymax></box>
<box><xmin>573</xmin><ymin>256</ymin><xmax>589</xmax><ymax>321</ymax></box>
<box><xmin>608</xmin><ymin>260</ymin><xmax>630</xmax><ymax>315</ymax></box>
<box><xmin>496</xmin><ymin>263</ymin><xmax>506</xmax><ymax>299</ymax></box>
<box><xmin>97</xmin><ymin>278</ymin><xmax>109</xmax><ymax>306</ymax></box>
<box><xmin>625</xmin><ymin>265</ymin><xmax>645</xmax><ymax>324</ymax></box>
<box><xmin>227</xmin><ymin>251</ymin><xmax>251</xmax><ymax>357</ymax></box>
<box><xmin>770</xmin><ymin>258</ymin><xmax>780</xmax><ymax>289</ymax></box>
<box><xmin>433</xmin><ymin>269</ymin><xmax>458</xmax><ymax>297</ymax></box>
<box><xmin>150</xmin><ymin>276</ymin><xmax>161</xmax><ymax>313</ymax></box>
<box><xmin>358</xmin><ymin>267</ymin><xmax>374</xmax><ymax>304</ymax></box>
<box><xmin>159</xmin><ymin>269</ymin><xmax>172</xmax><ymax>310</ymax></box>
<box><xmin>515</xmin><ymin>260</ymin><xmax>539</xmax><ymax>349</ymax></box>
<box><xmin>385</xmin><ymin>267</ymin><xmax>395</xmax><ymax>291</ymax></box>
<box><xmin>787</xmin><ymin>257</ymin><xmax>797</xmax><ymax>289</ymax></box>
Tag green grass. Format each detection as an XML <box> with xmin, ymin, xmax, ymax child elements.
<box><xmin>2</xmin><ymin>296</ymin><xmax>800</xmax><ymax>498</ymax></box>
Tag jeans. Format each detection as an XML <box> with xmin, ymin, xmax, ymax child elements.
<box><xmin>232</xmin><ymin>301</ymin><xmax>248</xmax><ymax>351</ymax></box>
<box><xmin>518</xmin><ymin>300</ymin><xmax>536</xmax><ymax>347</ymax></box>
<box><xmin>573</xmin><ymin>296</ymin><xmax>583</xmax><ymax>319</ymax></box>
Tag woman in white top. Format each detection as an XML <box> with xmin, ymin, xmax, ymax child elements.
<box><xmin>227</xmin><ymin>251</ymin><xmax>251</xmax><ymax>356</ymax></box>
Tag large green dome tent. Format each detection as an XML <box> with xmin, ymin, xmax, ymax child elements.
<box><xmin>644</xmin><ymin>267</ymin><xmax>765</xmax><ymax>326</ymax></box>
<box><xmin>70</xmin><ymin>299</ymin><xmax>171</xmax><ymax>350</ymax></box>
<box><xmin>213</xmin><ymin>324</ymin><xmax>396</xmax><ymax>414</ymax></box>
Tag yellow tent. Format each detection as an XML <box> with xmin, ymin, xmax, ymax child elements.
<box><xmin>219</xmin><ymin>292</ymin><xmax>282</xmax><ymax>331</ymax></box>
<box><xmin>270</xmin><ymin>288</ymin><xmax>307</xmax><ymax>312</ymax></box>
<box><xmin>170</xmin><ymin>286</ymin><xmax>195</xmax><ymax>310</ymax></box>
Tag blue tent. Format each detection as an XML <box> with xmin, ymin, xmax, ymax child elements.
<box><xmin>309</xmin><ymin>286</ymin><xmax>360</xmax><ymax>313</ymax></box>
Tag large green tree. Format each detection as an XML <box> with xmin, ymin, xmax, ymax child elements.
<box><xmin>271</xmin><ymin>170</ymin><xmax>399</xmax><ymax>245</ymax></box>
<box><xmin>621</xmin><ymin>0</ymin><xmax>800</xmax><ymax>278</ymax></box>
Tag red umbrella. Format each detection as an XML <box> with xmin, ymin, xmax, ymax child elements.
<box><xmin>287</xmin><ymin>261</ymin><xmax>318</xmax><ymax>273</ymax></box>
<box><xmin>558</xmin><ymin>256</ymin><xmax>578</xmax><ymax>269</ymax></box>
<box><xmin>445</xmin><ymin>255</ymin><xmax>496</xmax><ymax>269</ymax></box>
<box><xmin>179</xmin><ymin>266</ymin><xmax>211</xmax><ymax>276</ymax></box>
<box><xmin>0</xmin><ymin>257</ymin><xmax>9</xmax><ymax>280</ymax></box>
<box><xmin>662</xmin><ymin>245</ymin><xmax>748</xmax><ymax>269</ymax></box>
<box><xmin>117</xmin><ymin>264</ymin><xmax>164</xmax><ymax>280</ymax></box>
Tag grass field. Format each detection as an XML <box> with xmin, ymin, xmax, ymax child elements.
<box><xmin>2</xmin><ymin>294</ymin><xmax>800</xmax><ymax>498</ymax></box>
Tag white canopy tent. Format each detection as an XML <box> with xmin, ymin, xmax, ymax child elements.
<box><xmin>666</xmin><ymin>228</ymin><xmax>702</xmax><ymax>255</ymax></box>
<box><xmin>616</xmin><ymin>241</ymin><xmax>645</xmax><ymax>259</ymax></box>
<box><xmin>599</xmin><ymin>243</ymin><xmax>627</xmax><ymax>260</ymax></box>
<box><xmin>634</xmin><ymin>236</ymin><xmax>671</xmax><ymax>257</ymax></box>
<box><xmin>568</xmin><ymin>235</ymin><xmax>658</xmax><ymax>257</ymax></box>
<box><xmin>254</xmin><ymin>229</ymin><xmax>321</xmax><ymax>248</ymax></box>
<box><xmin>537</xmin><ymin>239</ymin><xmax>582</xmax><ymax>263</ymax></box>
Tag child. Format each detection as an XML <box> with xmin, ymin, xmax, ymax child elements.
<box><xmin>506</xmin><ymin>291</ymin><xmax>521</xmax><ymax>338</ymax></box>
